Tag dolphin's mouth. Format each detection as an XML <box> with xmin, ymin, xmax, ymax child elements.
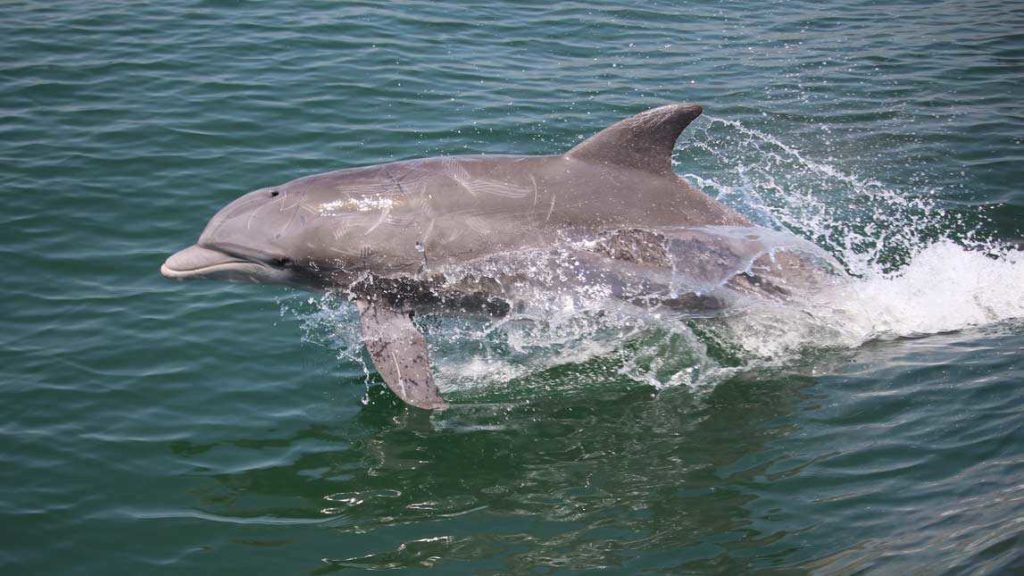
<box><xmin>161</xmin><ymin>244</ymin><xmax>270</xmax><ymax>281</ymax></box>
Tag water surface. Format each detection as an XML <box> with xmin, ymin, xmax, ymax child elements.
<box><xmin>2</xmin><ymin>1</ymin><xmax>1023</xmax><ymax>574</ymax></box>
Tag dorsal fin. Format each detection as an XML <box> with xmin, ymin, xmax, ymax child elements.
<box><xmin>565</xmin><ymin>103</ymin><xmax>703</xmax><ymax>175</ymax></box>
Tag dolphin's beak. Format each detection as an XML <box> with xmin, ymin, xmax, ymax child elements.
<box><xmin>161</xmin><ymin>244</ymin><xmax>248</xmax><ymax>280</ymax></box>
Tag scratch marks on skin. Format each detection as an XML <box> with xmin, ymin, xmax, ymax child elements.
<box><xmin>408</xmin><ymin>192</ymin><xmax>436</xmax><ymax>220</ymax></box>
<box><xmin>443</xmin><ymin>156</ymin><xmax>531</xmax><ymax>199</ymax></box>
<box><xmin>421</xmin><ymin>218</ymin><xmax>436</xmax><ymax>250</ymax></box>
<box><xmin>441</xmin><ymin>157</ymin><xmax>475</xmax><ymax>198</ymax></box>
<box><xmin>383</xmin><ymin>166</ymin><xmax>410</xmax><ymax>196</ymax></box>
<box><xmin>546</xmin><ymin>194</ymin><xmax>557</xmax><ymax>222</ymax></box>
<box><xmin>439</xmin><ymin>219</ymin><xmax>464</xmax><ymax>243</ymax></box>
<box><xmin>465</xmin><ymin>215</ymin><xmax>491</xmax><ymax>236</ymax></box>
<box><xmin>385</xmin><ymin>213</ymin><xmax>418</xmax><ymax>229</ymax></box>
<box><xmin>278</xmin><ymin>210</ymin><xmax>298</xmax><ymax>239</ymax></box>
<box><xmin>530</xmin><ymin>175</ymin><xmax>539</xmax><ymax>207</ymax></box>
<box><xmin>332</xmin><ymin>226</ymin><xmax>349</xmax><ymax>241</ymax></box>
<box><xmin>332</xmin><ymin>179</ymin><xmax>394</xmax><ymax>196</ymax></box>
<box><xmin>389</xmin><ymin>349</ymin><xmax>406</xmax><ymax>399</ymax></box>
<box><xmin>246</xmin><ymin>204</ymin><xmax>259</xmax><ymax>231</ymax></box>
<box><xmin>467</xmin><ymin>179</ymin><xmax>532</xmax><ymax>199</ymax></box>
<box><xmin>278</xmin><ymin>194</ymin><xmax>303</xmax><ymax>213</ymax></box>
<box><xmin>362</xmin><ymin>205</ymin><xmax>391</xmax><ymax>236</ymax></box>
<box><xmin>269</xmin><ymin>193</ymin><xmax>304</xmax><ymax>239</ymax></box>
<box><xmin>245</xmin><ymin>188</ymin><xmax>287</xmax><ymax>231</ymax></box>
<box><xmin>401</xmin><ymin>177</ymin><xmax>430</xmax><ymax>197</ymax></box>
<box><xmin>392</xmin><ymin>168</ymin><xmax>433</xmax><ymax>197</ymax></box>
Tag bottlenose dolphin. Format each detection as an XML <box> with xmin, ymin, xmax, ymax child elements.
<box><xmin>162</xmin><ymin>104</ymin><xmax>831</xmax><ymax>409</ymax></box>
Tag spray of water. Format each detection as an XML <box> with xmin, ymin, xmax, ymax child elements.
<box><xmin>676</xmin><ymin>116</ymin><xmax>1023</xmax><ymax>367</ymax></box>
<box><xmin>289</xmin><ymin>117</ymin><xmax>1024</xmax><ymax>401</ymax></box>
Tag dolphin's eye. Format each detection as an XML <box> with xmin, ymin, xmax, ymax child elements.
<box><xmin>270</xmin><ymin>190</ymin><xmax>280</xmax><ymax>197</ymax></box>
<box><xmin>271</xmin><ymin>257</ymin><xmax>291</xmax><ymax>267</ymax></box>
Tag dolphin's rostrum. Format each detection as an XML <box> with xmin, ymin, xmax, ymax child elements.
<box><xmin>162</xmin><ymin>104</ymin><xmax>825</xmax><ymax>410</ymax></box>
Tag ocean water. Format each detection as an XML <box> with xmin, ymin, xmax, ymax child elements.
<box><xmin>3</xmin><ymin>1</ymin><xmax>1023</xmax><ymax>574</ymax></box>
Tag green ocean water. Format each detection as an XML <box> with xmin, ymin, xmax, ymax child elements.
<box><xmin>3</xmin><ymin>1</ymin><xmax>1023</xmax><ymax>574</ymax></box>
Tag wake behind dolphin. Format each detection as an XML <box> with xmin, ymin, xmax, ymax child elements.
<box><xmin>162</xmin><ymin>104</ymin><xmax>844</xmax><ymax>409</ymax></box>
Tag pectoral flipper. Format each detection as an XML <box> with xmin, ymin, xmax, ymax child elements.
<box><xmin>356</xmin><ymin>300</ymin><xmax>447</xmax><ymax>410</ymax></box>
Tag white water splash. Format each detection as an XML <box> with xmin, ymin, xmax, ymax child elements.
<box><xmin>676</xmin><ymin>117</ymin><xmax>1023</xmax><ymax>368</ymax></box>
<box><xmin>815</xmin><ymin>242</ymin><xmax>1024</xmax><ymax>341</ymax></box>
<box><xmin>683</xmin><ymin>116</ymin><xmax>990</xmax><ymax>275</ymax></box>
<box><xmin>703</xmin><ymin>243</ymin><xmax>1024</xmax><ymax>364</ymax></box>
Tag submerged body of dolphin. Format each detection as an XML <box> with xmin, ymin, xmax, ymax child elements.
<box><xmin>162</xmin><ymin>104</ymin><xmax>841</xmax><ymax>410</ymax></box>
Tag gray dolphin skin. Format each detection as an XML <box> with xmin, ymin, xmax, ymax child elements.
<box><xmin>162</xmin><ymin>104</ymin><xmax>822</xmax><ymax>410</ymax></box>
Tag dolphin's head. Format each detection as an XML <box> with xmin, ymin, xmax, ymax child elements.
<box><xmin>161</xmin><ymin>184</ymin><xmax>334</xmax><ymax>288</ymax></box>
<box><xmin>162</xmin><ymin>168</ymin><xmax>422</xmax><ymax>289</ymax></box>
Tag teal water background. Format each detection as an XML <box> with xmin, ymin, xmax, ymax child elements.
<box><xmin>3</xmin><ymin>2</ymin><xmax>1023</xmax><ymax>574</ymax></box>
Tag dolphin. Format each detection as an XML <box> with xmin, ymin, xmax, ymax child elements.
<box><xmin>162</xmin><ymin>104</ymin><xmax>828</xmax><ymax>410</ymax></box>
